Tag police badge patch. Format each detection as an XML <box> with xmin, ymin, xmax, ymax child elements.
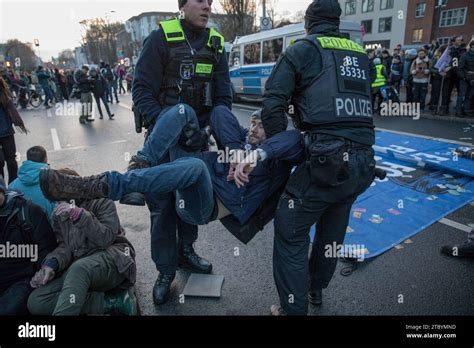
<box><xmin>180</xmin><ymin>62</ymin><xmax>194</xmax><ymax>80</ymax></box>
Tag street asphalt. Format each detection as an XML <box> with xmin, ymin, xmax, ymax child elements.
<box><xmin>9</xmin><ymin>93</ymin><xmax>474</xmax><ymax>316</ymax></box>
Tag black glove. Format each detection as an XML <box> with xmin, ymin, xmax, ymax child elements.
<box><xmin>178</xmin><ymin>126</ymin><xmax>210</xmax><ymax>152</ymax></box>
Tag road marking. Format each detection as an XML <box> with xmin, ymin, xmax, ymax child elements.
<box><xmin>50</xmin><ymin>139</ymin><xmax>128</xmax><ymax>153</ymax></box>
<box><xmin>375</xmin><ymin>128</ymin><xmax>473</xmax><ymax>146</ymax></box>
<box><xmin>50</xmin><ymin>128</ymin><xmax>61</xmax><ymax>151</ymax></box>
<box><xmin>118</xmin><ymin>102</ymin><xmax>132</xmax><ymax>111</ymax></box>
<box><xmin>439</xmin><ymin>218</ymin><xmax>473</xmax><ymax>233</ymax></box>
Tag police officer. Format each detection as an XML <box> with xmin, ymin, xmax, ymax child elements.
<box><xmin>261</xmin><ymin>0</ymin><xmax>376</xmax><ymax>316</ymax></box>
<box><xmin>131</xmin><ymin>0</ymin><xmax>232</xmax><ymax>305</ymax></box>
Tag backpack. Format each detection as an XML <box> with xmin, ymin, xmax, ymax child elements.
<box><xmin>105</xmin><ymin>69</ymin><xmax>114</xmax><ymax>81</ymax></box>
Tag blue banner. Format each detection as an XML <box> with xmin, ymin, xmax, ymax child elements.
<box><xmin>310</xmin><ymin>131</ymin><xmax>474</xmax><ymax>259</ymax></box>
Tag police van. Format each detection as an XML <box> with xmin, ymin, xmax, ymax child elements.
<box><xmin>229</xmin><ymin>20</ymin><xmax>362</xmax><ymax>101</ymax></box>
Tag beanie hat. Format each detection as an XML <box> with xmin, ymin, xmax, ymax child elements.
<box><xmin>304</xmin><ymin>0</ymin><xmax>341</xmax><ymax>32</ymax></box>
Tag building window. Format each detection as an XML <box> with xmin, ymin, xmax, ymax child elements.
<box><xmin>415</xmin><ymin>3</ymin><xmax>426</xmax><ymax>17</ymax></box>
<box><xmin>362</xmin><ymin>0</ymin><xmax>374</xmax><ymax>13</ymax></box>
<box><xmin>345</xmin><ymin>0</ymin><xmax>356</xmax><ymax>15</ymax></box>
<box><xmin>361</xmin><ymin>20</ymin><xmax>373</xmax><ymax>34</ymax></box>
<box><xmin>380</xmin><ymin>0</ymin><xmax>393</xmax><ymax>10</ymax></box>
<box><xmin>413</xmin><ymin>29</ymin><xmax>423</xmax><ymax>43</ymax></box>
<box><xmin>379</xmin><ymin>17</ymin><xmax>392</xmax><ymax>33</ymax></box>
<box><xmin>262</xmin><ymin>38</ymin><xmax>283</xmax><ymax>63</ymax></box>
<box><xmin>437</xmin><ymin>37</ymin><xmax>450</xmax><ymax>46</ymax></box>
<box><xmin>440</xmin><ymin>8</ymin><xmax>467</xmax><ymax>27</ymax></box>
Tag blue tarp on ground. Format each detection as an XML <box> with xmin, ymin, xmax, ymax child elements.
<box><xmin>310</xmin><ymin>131</ymin><xmax>474</xmax><ymax>259</ymax></box>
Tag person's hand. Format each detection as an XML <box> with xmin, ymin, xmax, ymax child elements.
<box><xmin>233</xmin><ymin>152</ymin><xmax>258</xmax><ymax>188</ymax></box>
<box><xmin>424</xmin><ymin>69</ymin><xmax>430</xmax><ymax>75</ymax></box>
<box><xmin>54</xmin><ymin>202</ymin><xmax>72</xmax><ymax>216</ymax></box>
<box><xmin>30</xmin><ymin>266</ymin><xmax>55</xmax><ymax>288</ymax></box>
<box><xmin>440</xmin><ymin>71</ymin><xmax>446</xmax><ymax>77</ymax></box>
<box><xmin>227</xmin><ymin>162</ymin><xmax>237</xmax><ymax>182</ymax></box>
<box><xmin>178</xmin><ymin>124</ymin><xmax>208</xmax><ymax>152</ymax></box>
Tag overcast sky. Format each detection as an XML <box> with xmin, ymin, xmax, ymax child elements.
<box><xmin>0</xmin><ymin>0</ymin><xmax>311</xmax><ymax>60</ymax></box>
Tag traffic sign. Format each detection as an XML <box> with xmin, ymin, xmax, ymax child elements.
<box><xmin>260</xmin><ymin>17</ymin><xmax>272</xmax><ymax>31</ymax></box>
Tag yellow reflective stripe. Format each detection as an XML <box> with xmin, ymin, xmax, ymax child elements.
<box><xmin>317</xmin><ymin>37</ymin><xmax>365</xmax><ymax>54</ymax></box>
<box><xmin>207</xmin><ymin>28</ymin><xmax>224</xmax><ymax>54</ymax></box>
<box><xmin>160</xmin><ymin>19</ymin><xmax>185</xmax><ymax>42</ymax></box>
<box><xmin>196</xmin><ymin>63</ymin><xmax>213</xmax><ymax>74</ymax></box>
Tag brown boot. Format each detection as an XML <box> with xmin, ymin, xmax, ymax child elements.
<box><xmin>40</xmin><ymin>169</ymin><xmax>108</xmax><ymax>202</ymax></box>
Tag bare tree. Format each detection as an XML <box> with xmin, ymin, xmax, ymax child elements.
<box><xmin>0</xmin><ymin>39</ymin><xmax>38</xmax><ymax>71</ymax></box>
<box><xmin>80</xmin><ymin>18</ymin><xmax>124</xmax><ymax>64</ymax></box>
<box><xmin>218</xmin><ymin>0</ymin><xmax>257</xmax><ymax>41</ymax></box>
<box><xmin>260</xmin><ymin>0</ymin><xmax>278</xmax><ymax>26</ymax></box>
<box><xmin>57</xmin><ymin>49</ymin><xmax>75</xmax><ymax>69</ymax></box>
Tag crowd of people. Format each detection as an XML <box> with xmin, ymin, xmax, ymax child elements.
<box><xmin>1</xmin><ymin>0</ymin><xmax>473</xmax><ymax>319</ymax></box>
<box><xmin>0</xmin><ymin>62</ymin><xmax>134</xmax><ymax>112</ymax></box>
<box><xmin>367</xmin><ymin>35</ymin><xmax>474</xmax><ymax>117</ymax></box>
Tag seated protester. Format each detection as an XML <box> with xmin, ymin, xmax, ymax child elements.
<box><xmin>9</xmin><ymin>146</ymin><xmax>55</xmax><ymax>218</ymax></box>
<box><xmin>27</xmin><ymin>168</ymin><xmax>137</xmax><ymax>316</ymax></box>
<box><xmin>38</xmin><ymin>105</ymin><xmax>304</xmax><ymax>243</ymax></box>
<box><xmin>0</xmin><ymin>176</ymin><xmax>57</xmax><ymax>315</ymax></box>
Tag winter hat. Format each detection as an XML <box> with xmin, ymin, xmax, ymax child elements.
<box><xmin>304</xmin><ymin>0</ymin><xmax>341</xmax><ymax>32</ymax></box>
<box><xmin>178</xmin><ymin>0</ymin><xmax>187</xmax><ymax>8</ymax></box>
<box><xmin>251</xmin><ymin>109</ymin><xmax>261</xmax><ymax>119</ymax></box>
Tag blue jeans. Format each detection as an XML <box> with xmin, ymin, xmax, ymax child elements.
<box><xmin>137</xmin><ymin>104</ymin><xmax>202</xmax><ymax>165</ymax></box>
<box><xmin>0</xmin><ymin>277</ymin><xmax>33</xmax><ymax>315</ymax></box>
<box><xmin>107</xmin><ymin>103</ymin><xmax>214</xmax><ymax>225</ymax></box>
<box><xmin>94</xmin><ymin>94</ymin><xmax>112</xmax><ymax>118</ymax></box>
<box><xmin>107</xmin><ymin>157</ymin><xmax>214</xmax><ymax>225</ymax></box>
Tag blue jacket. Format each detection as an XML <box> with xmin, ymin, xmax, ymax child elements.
<box><xmin>36</xmin><ymin>71</ymin><xmax>51</xmax><ymax>90</ymax></box>
<box><xmin>201</xmin><ymin>112</ymin><xmax>303</xmax><ymax>225</ymax></box>
<box><xmin>0</xmin><ymin>104</ymin><xmax>13</xmax><ymax>138</ymax></box>
<box><xmin>9</xmin><ymin>160</ymin><xmax>55</xmax><ymax>218</ymax></box>
<box><xmin>132</xmin><ymin>19</ymin><xmax>232</xmax><ymax>128</ymax></box>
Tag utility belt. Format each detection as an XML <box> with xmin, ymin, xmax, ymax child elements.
<box><xmin>160</xmin><ymin>80</ymin><xmax>213</xmax><ymax>112</ymax></box>
<box><xmin>302</xmin><ymin>131</ymin><xmax>379</xmax><ymax>187</ymax></box>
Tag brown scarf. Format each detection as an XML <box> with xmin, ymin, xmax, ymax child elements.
<box><xmin>4</xmin><ymin>99</ymin><xmax>28</xmax><ymax>134</ymax></box>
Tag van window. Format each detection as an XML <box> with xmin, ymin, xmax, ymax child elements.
<box><xmin>229</xmin><ymin>46</ymin><xmax>241</xmax><ymax>67</ymax></box>
<box><xmin>244</xmin><ymin>42</ymin><xmax>261</xmax><ymax>65</ymax></box>
<box><xmin>262</xmin><ymin>38</ymin><xmax>283</xmax><ymax>63</ymax></box>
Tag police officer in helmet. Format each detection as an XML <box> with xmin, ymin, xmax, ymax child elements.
<box><xmin>261</xmin><ymin>0</ymin><xmax>376</xmax><ymax>315</ymax></box>
<box><xmin>130</xmin><ymin>0</ymin><xmax>232</xmax><ymax>305</ymax></box>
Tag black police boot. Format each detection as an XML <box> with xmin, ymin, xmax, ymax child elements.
<box><xmin>39</xmin><ymin>168</ymin><xmax>108</xmax><ymax>202</ymax></box>
<box><xmin>308</xmin><ymin>288</ymin><xmax>323</xmax><ymax>306</ymax></box>
<box><xmin>152</xmin><ymin>272</ymin><xmax>175</xmax><ymax>305</ymax></box>
<box><xmin>178</xmin><ymin>243</ymin><xmax>212</xmax><ymax>274</ymax></box>
<box><xmin>441</xmin><ymin>241</ymin><xmax>474</xmax><ymax>258</ymax></box>
<box><xmin>119</xmin><ymin>156</ymin><xmax>150</xmax><ymax>206</ymax></box>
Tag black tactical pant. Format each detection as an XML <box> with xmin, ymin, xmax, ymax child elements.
<box><xmin>273</xmin><ymin>136</ymin><xmax>375</xmax><ymax>315</ymax></box>
<box><xmin>146</xmin><ymin>192</ymin><xmax>198</xmax><ymax>275</ymax></box>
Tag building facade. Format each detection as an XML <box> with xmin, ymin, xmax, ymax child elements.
<box><xmin>125</xmin><ymin>11</ymin><xmax>228</xmax><ymax>64</ymax></box>
<box><xmin>339</xmin><ymin>0</ymin><xmax>408</xmax><ymax>50</ymax></box>
<box><xmin>404</xmin><ymin>0</ymin><xmax>474</xmax><ymax>47</ymax></box>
